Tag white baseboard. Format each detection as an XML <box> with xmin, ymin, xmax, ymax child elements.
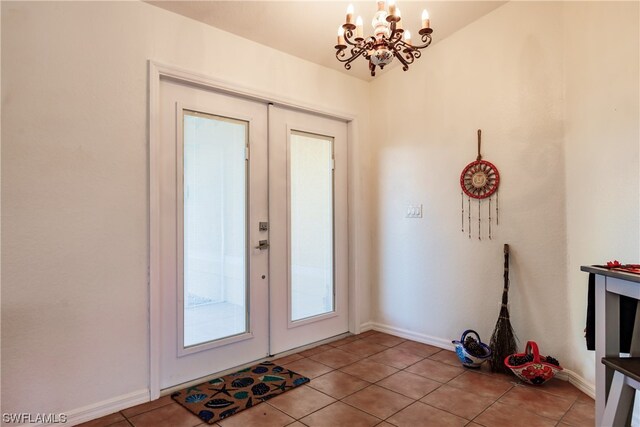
<box><xmin>63</xmin><ymin>389</ymin><xmax>149</xmax><ymax>426</ymax></box>
<box><xmin>12</xmin><ymin>389</ymin><xmax>149</xmax><ymax>426</ymax></box>
<box><xmin>364</xmin><ymin>321</ymin><xmax>456</xmax><ymax>351</ymax></box>
<box><xmin>562</xmin><ymin>369</ymin><xmax>595</xmax><ymax>398</ymax></box>
<box><xmin>364</xmin><ymin>321</ymin><xmax>596</xmax><ymax>399</ymax></box>
<box><xmin>358</xmin><ymin>321</ymin><xmax>374</xmax><ymax>333</ymax></box>
<box><xmin>56</xmin><ymin>324</ymin><xmax>595</xmax><ymax>427</ymax></box>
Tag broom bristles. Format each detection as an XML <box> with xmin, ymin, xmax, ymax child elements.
<box><xmin>489</xmin><ymin>306</ymin><xmax>517</xmax><ymax>373</ymax></box>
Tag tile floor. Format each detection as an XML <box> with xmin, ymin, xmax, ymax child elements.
<box><xmin>79</xmin><ymin>331</ymin><xmax>595</xmax><ymax>427</ymax></box>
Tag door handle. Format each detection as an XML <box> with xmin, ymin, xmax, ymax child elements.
<box><xmin>255</xmin><ymin>240</ymin><xmax>270</xmax><ymax>250</ymax></box>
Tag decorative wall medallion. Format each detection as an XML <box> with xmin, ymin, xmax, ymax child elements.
<box><xmin>461</xmin><ymin>160</ymin><xmax>500</xmax><ymax>199</ymax></box>
<box><xmin>460</xmin><ymin>130</ymin><xmax>500</xmax><ymax>240</ymax></box>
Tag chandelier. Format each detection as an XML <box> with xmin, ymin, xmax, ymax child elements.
<box><xmin>335</xmin><ymin>0</ymin><xmax>433</xmax><ymax>76</ymax></box>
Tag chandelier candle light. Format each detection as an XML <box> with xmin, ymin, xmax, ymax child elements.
<box><xmin>335</xmin><ymin>1</ymin><xmax>433</xmax><ymax>76</ymax></box>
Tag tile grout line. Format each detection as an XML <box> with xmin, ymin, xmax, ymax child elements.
<box><xmin>119</xmin><ymin>398</ymin><xmax>176</xmax><ymax>421</ymax></box>
<box><xmin>337</xmin><ymin>388</ymin><xmax>411</xmax><ymax>422</ymax></box>
<box><xmin>100</xmin><ymin>333</ymin><xmax>591</xmax><ymax>427</ymax></box>
<box><xmin>468</xmin><ymin>399</ymin><xmax>506</xmax><ymax>426</ymax></box>
<box><xmin>295</xmin><ymin>336</ymin><xmax>589</xmax><ymax>426</ymax></box>
<box><xmin>265</xmin><ymin>384</ymin><xmax>337</xmax><ymax>421</ymax></box>
<box><xmin>411</xmin><ymin>367</ymin><xmax>506</xmax><ymax>424</ymax></box>
<box><xmin>557</xmin><ymin>397</ymin><xmax>586</xmax><ymax>426</ymax></box>
<box><xmin>272</xmin><ymin>345</ymin><xmax>430</xmax><ymax>425</ymax></box>
<box><xmin>461</xmin><ymin>373</ymin><xmax>518</xmax><ymax>426</ymax></box>
<box><xmin>306</xmin><ymin>374</ymin><xmax>374</xmax><ymax>400</ymax></box>
<box><xmin>289</xmin><ymin>346</ymin><xmax>465</xmax><ymax>425</ymax></box>
<box><xmin>269</xmin><ymin>363</ymin><xmax>375</xmax><ymax>423</ymax></box>
<box><xmin>468</xmin><ymin>383</ymin><xmax>566</xmax><ymax>426</ymax></box>
<box><xmin>304</xmin><ymin>344</ymin><xmax>468</xmax><ymax>423</ymax></box>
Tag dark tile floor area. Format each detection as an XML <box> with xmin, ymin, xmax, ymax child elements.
<box><xmin>78</xmin><ymin>331</ymin><xmax>594</xmax><ymax>427</ymax></box>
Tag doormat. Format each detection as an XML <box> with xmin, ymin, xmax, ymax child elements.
<box><xmin>171</xmin><ymin>361</ymin><xmax>310</xmax><ymax>424</ymax></box>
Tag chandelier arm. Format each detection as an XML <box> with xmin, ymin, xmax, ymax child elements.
<box><xmin>336</xmin><ymin>45</ymin><xmax>370</xmax><ymax>70</ymax></box>
<box><xmin>403</xmin><ymin>51</ymin><xmax>417</xmax><ymax>64</ymax></box>
<box><xmin>397</xmin><ymin>37</ymin><xmax>431</xmax><ymax>52</ymax></box>
<box><xmin>389</xmin><ymin>35</ymin><xmax>402</xmax><ymax>48</ymax></box>
<box><xmin>343</xmin><ymin>50</ymin><xmax>368</xmax><ymax>70</ymax></box>
<box><xmin>394</xmin><ymin>41</ymin><xmax>419</xmax><ymax>62</ymax></box>
<box><xmin>363</xmin><ymin>38</ymin><xmax>375</xmax><ymax>49</ymax></box>
<box><xmin>343</xmin><ymin>29</ymin><xmax>361</xmax><ymax>47</ymax></box>
<box><xmin>393</xmin><ymin>49</ymin><xmax>411</xmax><ymax>71</ymax></box>
<box><xmin>404</xmin><ymin>50</ymin><xmax>418</xmax><ymax>62</ymax></box>
<box><xmin>335</xmin><ymin>40</ymin><xmax>371</xmax><ymax>62</ymax></box>
<box><xmin>388</xmin><ymin>29</ymin><xmax>404</xmax><ymax>46</ymax></box>
<box><xmin>388</xmin><ymin>23</ymin><xmax>402</xmax><ymax>45</ymax></box>
<box><xmin>412</xmin><ymin>34</ymin><xmax>432</xmax><ymax>49</ymax></box>
<box><xmin>336</xmin><ymin>38</ymin><xmax>372</xmax><ymax>64</ymax></box>
<box><xmin>393</xmin><ymin>40</ymin><xmax>408</xmax><ymax>52</ymax></box>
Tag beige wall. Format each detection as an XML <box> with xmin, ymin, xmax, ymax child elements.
<box><xmin>369</xmin><ymin>0</ymin><xmax>568</xmax><ymax>361</ymax></box>
<box><xmin>369</xmin><ymin>0</ymin><xmax>638</xmax><ymax>392</ymax></box>
<box><xmin>2</xmin><ymin>0</ymin><xmax>639</xmax><ymax>421</ymax></box>
<box><xmin>1</xmin><ymin>0</ymin><xmax>372</xmax><ymax>420</ymax></box>
<box><xmin>563</xmin><ymin>1</ymin><xmax>640</xmax><ymax>385</ymax></box>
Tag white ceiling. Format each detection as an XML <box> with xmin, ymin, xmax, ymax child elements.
<box><xmin>147</xmin><ymin>1</ymin><xmax>506</xmax><ymax>81</ymax></box>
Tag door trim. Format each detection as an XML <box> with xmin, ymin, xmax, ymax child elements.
<box><xmin>148</xmin><ymin>60</ymin><xmax>361</xmax><ymax>399</ymax></box>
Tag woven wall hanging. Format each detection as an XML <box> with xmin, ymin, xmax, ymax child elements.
<box><xmin>460</xmin><ymin>130</ymin><xmax>500</xmax><ymax>240</ymax></box>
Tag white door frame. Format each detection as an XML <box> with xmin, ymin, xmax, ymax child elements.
<box><xmin>148</xmin><ymin>60</ymin><xmax>363</xmax><ymax>400</ymax></box>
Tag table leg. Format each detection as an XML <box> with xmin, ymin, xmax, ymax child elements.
<box><xmin>631</xmin><ymin>302</ymin><xmax>640</xmax><ymax>425</ymax></box>
<box><xmin>630</xmin><ymin>301</ymin><xmax>640</xmax><ymax>355</ymax></box>
<box><xmin>596</xmin><ymin>275</ymin><xmax>620</xmax><ymax>426</ymax></box>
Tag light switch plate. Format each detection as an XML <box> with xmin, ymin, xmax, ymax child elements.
<box><xmin>406</xmin><ymin>204</ymin><xmax>423</xmax><ymax>218</ymax></box>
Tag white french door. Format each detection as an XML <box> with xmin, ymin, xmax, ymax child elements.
<box><xmin>155</xmin><ymin>75</ymin><xmax>349</xmax><ymax>391</ymax></box>
<box><xmin>268</xmin><ymin>105</ymin><xmax>349</xmax><ymax>355</ymax></box>
<box><xmin>158</xmin><ymin>78</ymin><xmax>269</xmax><ymax>389</ymax></box>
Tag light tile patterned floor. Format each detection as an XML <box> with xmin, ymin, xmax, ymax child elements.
<box><xmin>79</xmin><ymin>331</ymin><xmax>594</xmax><ymax>427</ymax></box>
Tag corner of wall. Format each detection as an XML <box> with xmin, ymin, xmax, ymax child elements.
<box><xmin>365</xmin><ymin>1</ymin><xmax>639</xmax><ymax>395</ymax></box>
<box><xmin>561</xmin><ymin>0</ymin><xmax>640</xmax><ymax>386</ymax></box>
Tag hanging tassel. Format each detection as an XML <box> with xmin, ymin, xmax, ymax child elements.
<box><xmin>468</xmin><ymin>197</ymin><xmax>471</xmax><ymax>239</ymax></box>
<box><xmin>496</xmin><ymin>192</ymin><xmax>499</xmax><ymax>225</ymax></box>
<box><xmin>488</xmin><ymin>197</ymin><xmax>492</xmax><ymax>240</ymax></box>
<box><xmin>478</xmin><ymin>199</ymin><xmax>481</xmax><ymax>240</ymax></box>
<box><xmin>461</xmin><ymin>192</ymin><xmax>464</xmax><ymax>233</ymax></box>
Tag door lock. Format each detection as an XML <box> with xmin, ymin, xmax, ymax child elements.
<box><xmin>255</xmin><ymin>240</ymin><xmax>270</xmax><ymax>250</ymax></box>
<box><xmin>259</xmin><ymin>222</ymin><xmax>269</xmax><ymax>231</ymax></box>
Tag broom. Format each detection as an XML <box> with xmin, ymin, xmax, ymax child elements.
<box><xmin>489</xmin><ymin>244</ymin><xmax>518</xmax><ymax>373</ymax></box>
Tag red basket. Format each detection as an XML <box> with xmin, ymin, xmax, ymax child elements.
<box><xmin>504</xmin><ymin>341</ymin><xmax>563</xmax><ymax>385</ymax></box>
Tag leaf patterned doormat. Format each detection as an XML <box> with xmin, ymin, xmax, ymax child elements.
<box><xmin>171</xmin><ymin>361</ymin><xmax>310</xmax><ymax>424</ymax></box>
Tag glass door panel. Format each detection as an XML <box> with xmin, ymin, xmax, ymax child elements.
<box><xmin>182</xmin><ymin>110</ymin><xmax>248</xmax><ymax>347</ymax></box>
<box><xmin>289</xmin><ymin>131</ymin><xmax>334</xmax><ymax>322</ymax></box>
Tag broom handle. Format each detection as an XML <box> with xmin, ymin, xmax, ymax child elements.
<box><xmin>502</xmin><ymin>244</ymin><xmax>510</xmax><ymax>305</ymax></box>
